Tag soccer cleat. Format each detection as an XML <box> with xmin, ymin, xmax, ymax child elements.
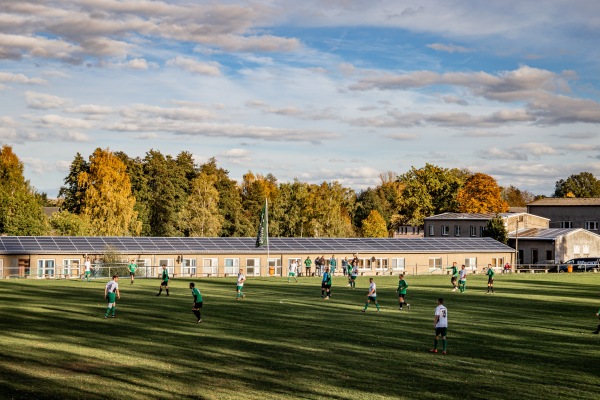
<box><xmin>407</xmin><ymin>304</ymin><xmax>411</xmax><ymax>310</ymax></box>
<box><xmin>399</xmin><ymin>307</ymin><xmax>403</xmax><ymax>311</ymax></box>
<box><xmin>197</xmin><ymin>319</ymin><xmax>203</xmax><ymax>324</ymax></box>
<box><xmin>452</xmin><ymin>288</ymin><xmax>457</xmax><ymax>292</ymax></box>
<box><xmin>156</xmin><ymin>293</ymin><xmax>160</xmax><ymax>296</ymax></box>
<box><xmin>104</xmin><ymin>316</ymin><xmax>108</xmax><ymax>319</ymax></box>
<box><xmin>592</xmin><ymin>331</ymin><xmax>599</xmax><ymax>334</ymax></box>
<box><xmin>324</xmin><ymin>296</ymin><xmax>330</xmax><ymax>300</ymax></box>
<box><xmin>441</xmin><ymin>351</ymin><xmax>447</xmax><ymax>355</ymax></box>
<box><xmin>361</xmin><ymin>309</ymin><xmax>365</xmax><ymax>312</ymax></box>
<box><xmin>111</xmin><ymin>315</ymin><xmax>115</xmax><ymax>318</ymax></box>
<box><xmin>430</xmin><ymin>349</ymin><xmax>438</xmax><ymax>353</ymax></box>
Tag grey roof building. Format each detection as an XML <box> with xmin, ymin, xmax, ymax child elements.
<box><xmin>509</xmin><ymin>228</ymin><xmax>600</xmax><ymax>264</ymax></box>
<box><xmin>527</xmin><ymin>197</ymin><xmax>600</xmax><ymax>231</ymax></box>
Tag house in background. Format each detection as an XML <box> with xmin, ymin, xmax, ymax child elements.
<box><xmin>527</xmin><ymin>198</ymin><xmax>600</xmax><ymax>231</ymax></box>
<box><xmin>424</xmin><ymin>212</ymin><xmax>549</xmax><ymax>238</ymax></box>
<box><xmin>509</xmin><ymin>228</ymin><xmax>600</xmax><ymax>264</ymax></box>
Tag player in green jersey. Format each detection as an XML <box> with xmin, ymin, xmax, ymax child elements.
<box><xmin>397</xmin><ymin>273</ymin><xmax>410</xmax><ymax>310</ymax></box>
<box><xmin>361</xmin><ymin>278</ymin><xmax>380</xmax><ymax>313</ymax></box>
<box><xmin>486</xmin><ymin>264</ymin><xmax>495</xmax><ymax>294</ymax></box>
<box><xmin>304</xmin><ymin>256</ymin><xmax>312</xmax><ymax>277</ymax></box>
<box><xmin>128</xmin><ymin>259</ymin><xmax>137</xmax><ymax>284</ymax></box>
<box><xmin>156</xmin><ymin>265</ymin><xmax>169</xmax><ymax>296</ymax></box>
<box><xmin>189</xmin><ymin>282</ymin><xmax>203</xmax><ymax>323</ymax></box>
<box><xmin>446</xmin><ymin>262</ymin><xmax>458</xmax><ymax>291</ymax></box>
<box><xmin>329</xmin><ymin>255</ymin><xmax>337</xmax><ymax>276</ymax></box>
<box><xmin>593</xmin><ymin>308</ymin><xmax>600</xmax><ymax>334</ymax></box>
<box><xmin>104</xmin><ymin>275</ymin><xmax>120</xmax><ymax>319</ymax></box>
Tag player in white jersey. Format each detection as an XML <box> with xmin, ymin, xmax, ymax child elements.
<box><xmin>458</xmin><ymin>265</ymin><xmax>467</xmax><ymax>293</ymax></box>
<box><xmin>431</xmin><ymin>298</ymin><xmax>448</xmax><ymax>354</ymax></box>
<box><xmin>82</xmin><ymin>258</ymin><xmax>92</xmax><ymax>282</ymax></box>
<box><xmin>361</xmin><ymin>278</ymin><xmax>380</xmax><ymax>313</ymax></box>
<box><xmin>104</xmin><ymin>275</ymin><xmax>120</xmax><ymax>319</ymax></box>
<box><xmin>236</xmin><ymin>268</ymin><xmax>246</xmax><ymax>300</ymax></box>
<box><xmin>288</xmin><ymin>261</ymin><xmax>298</xmax><ymax>283</ymax></box>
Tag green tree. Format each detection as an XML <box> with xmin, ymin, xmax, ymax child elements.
<box><xmin>0</xmin><ymin>145</ymin><xmax>48</xmax><ymax>235</ymax></box>
<box><xmin>483</xmin><ymin>215</ymin><xmax>508</xmax><ymax>244</ymax></box>
<box><xmin>457</xmin><ymin>173</ymin><xmax>508</xmax><ymax>213</ymax></box>
<box><xmin>179</xmin><ymin>172</ymin><xmax>223</xmax><ymax>236</ymax></box>
<box><xmin>48</xmin><ymin>210</ymin><xmax>91</xmax><ymax>236</ymax></box>
<box><xmin>58</xmin><ymin>152</ymin><xmax>89</xmax><ymax>214</ymax></box>
<box><xmin>554</xmin><ymin>172</ymin><xmax>600</xmax><ymax>198</ymax></box>
<box><xmin>361</xmin><ymin>210</ymin><xmax>388</xmax><ymax>237</ymax></box>
<box><xmin>270</xmin><ymin>180</ymin><xmax>310</xmax><ymax>237</ymax></box>
<box><xmin>306</xmin><ymin>181</ymin><xmax>355</xmax><ymax>237</ymax></box>
<box><xmin>79</xmin><ymin>148</ymin><xmax>141</xmax><ymax>236</ymax></box>
<box><xmin>501</xmin><ymin>185</ymin><xmax>535</xmax><ymax>207</ymax></box>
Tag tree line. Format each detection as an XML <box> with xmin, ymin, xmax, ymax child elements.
<box><xmin>1</xmin><ymin>144</ymin><xmax>599</xmax><ymax>237</ymax></box>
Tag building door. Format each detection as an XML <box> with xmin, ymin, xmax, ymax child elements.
<box><xmin>531</xmin><ymin>249</ymin><xmax>539</xmax><ymax>264</ymax></box>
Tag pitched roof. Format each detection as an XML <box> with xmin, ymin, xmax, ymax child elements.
<box><xmin>508</xmin><ymin>228</ymin><xmax>600</xmax><ymax>240</ymax></box>
<box><xmin>425</xmin><ymin>212</ymin><xmax>511</xmax><ymax>221</ymax></box>
<box><xmin>528</xmin><ymin>198</ymin><xmax>600</xmax><ymax>206</ymax></box>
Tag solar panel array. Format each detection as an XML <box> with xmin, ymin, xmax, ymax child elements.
<box><xmin>509</xmin><ymin>228</ymin><xmax>577</xmax><ymax>240</ymax></box>
<box><xmin>0</xmin><ymin>236</ymin><xmax>513</xmax><ymax>255</ymax></box>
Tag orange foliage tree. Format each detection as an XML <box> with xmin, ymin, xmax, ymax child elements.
<box><xmin>457</xmin><ymin>173</ymin><xmax>508</xmax><ymax>213</ymax></box>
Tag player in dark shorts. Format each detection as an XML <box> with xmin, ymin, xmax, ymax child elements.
<box><xmin>321</xmin><ymin>267</ymin><xmax>332</xmax><ymax>299</ymax></box>
<box><xmin>189</xmin><ymin>282</ymin><xmax>203</xmax><ymax>323</ymax></box>
<box><xmin>156</xmin><ymin>265</ymin><xmax>169</xmax><ymax>296</ymax></box>
<box><xmin>486</xmin><ymin>264</ymin><xmax>495</xmax><ymax>294</ymax></box>
<box><xmin>447</xmin><ymin>262</ymin><xmax>458</xmax><ymax>291</ymax></box>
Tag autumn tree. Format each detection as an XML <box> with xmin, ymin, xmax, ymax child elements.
<box><xmin>270</xmin><ymin>180</ymin><xmax>310</xmax><ymax>237</ymax></box>
<box><xmin>49</xmin><ymin>210</ymin><xmax>91</xmax><ymax>236</ymax></box>
<box><xmin>483</xmin><ymin>215</ymin><xmax>508</xmax><ymax>244</ymax></box>
<box><xmin>554</xmin><ymin>172</ymin><xmax>600</xmax><ymax>198</ymax></box>
<box><xmin>79</xmin><ymin>148</ymin><xmax>141</xmax><ymax>236</ymax></box>
<box><xmin>361</xmin><ymin>210</ymin><xmax>388</xmax><ymax>237</ymax></box>
<box><xmin>501</xmin><ymin>185</ymin><xmax>535</xmax><ymax>207</ymax></box>
<box><xmin>179</xmin><ymin>172</ymin><xmax>223</xmax><ymax>236</ymax></box>
<box><xmin>0</xmin><ymin>145</ymin><xmax>48</xmax><ymax>235</ymax></box>
<box><xmin>305</xmin><ymin>181</ymin><xmax>355</xmax><ymax>237</ymax></box>
<box><xmin>58</xmin><ymin>152</ymin><xmax>89</xmax><ymax>214</ymax></box>
<box><xmin>457</xmin><ymin>173</ymin><xmax>508</xmax><ymax>213</ymax></box>
<box><xmin>115</xmin><ymin>152</ymin><xmax>152</xmax><ymax>235</ymax></box>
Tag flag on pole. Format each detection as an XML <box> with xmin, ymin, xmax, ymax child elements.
<box><xmin>255</xmin><ymin>199</ymin><xmax>268</xmax><ymax>248</ymax></box>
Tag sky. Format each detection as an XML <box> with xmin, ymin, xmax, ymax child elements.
<box><xmin>1</xmin><ymin>0</ymin><xmax>599</xmax><ymax>198</ymax></box>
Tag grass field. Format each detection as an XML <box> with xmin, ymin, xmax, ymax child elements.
<box><xmin>1</xmin><ymin>273</ymin><xmax>599</xmax><ymax>399</ymax></box>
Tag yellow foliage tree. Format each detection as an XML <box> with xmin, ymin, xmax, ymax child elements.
<box><xmin>179</xmin><ymin>172</ymin><xmax>223</xmax><ymax>237</ymax></box>
<box><xmin>457</xmin><ymin>173</ymin><xmax>508</xmax><ymax>213</ymax></box>
<box><xmin>79</xmin><ymin>148</ymin><xmax>141</xmax><ymax>236</ymax></box>
<box><xmin>361</xmin><ymin>210</ymin><xmax>388</xmax><ymax>238</ymax></box>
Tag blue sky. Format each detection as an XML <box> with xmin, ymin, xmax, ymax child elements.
<box><xmin>1</xmin><ymin>0</ymin><xmax>599</xmax><ymax>197</ymax></box>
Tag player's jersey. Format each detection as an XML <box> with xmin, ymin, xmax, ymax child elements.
<box><xmin>351</xmin><ymin>266</ymin><xmax>358</xmax><ymax>276</ymax></box>
<box><xmin>369</xmin><ymin>282</ymin><xmax>377</xmax><ymax>297</ymax></box>
<box><xmin>435</xmin><ymin>305</ymin><xmax>448</xmax><ymax>328</ymax></box>
<box><xmin>84</xmin><ymin>261</ymin><xmax>91</xmax><ymax>272</ymax></box>
<box><xmin>448</xmin><ymin>266</ymin><xmax>458</xmax><ymax>276</ymax></box>
<box><xmin>105</xmin><ymin>280</ymin><xmax>118</xmax><ymax>293</ymax></box>
<box><xmin>330</xmin><ymin>258</ymin><xmax>336</xmax><ymax>267</ymax></box>
<box><xmin>290</xmin><ymin>263</ymin><xmax>297</xmax><ymax>274</ymax></box>
<box><xmin>191</xmin><ymin>287</ymin><xmax>202</xmax><ymax>302</ymax></box>
<box><xmin>322</xmin><ymin>272</ymin><xmax>331</xmax><ymax>285</ymax></box>
<box><xmin>459</xmin><ymin>269</ymin><xmax>467</xmax><ymax>280</ymax></box>
<box><xmin>304</xmin><ymin>259</ymin><xmax>312</xmax><ymax>267</ymax></box>
<box><xmin>161</xmin><ymin>269</ymin><xmax>169</xmax><ymax>282</ymax></box>
<box><xmin>237</xmin><ymin>273</ymin><xmax>245</xmax><ymax>286</ymax></box>
<box><xmin>397</xmin><ymin>279</ymin><xmax>408</xmax><ymax>294</ymax></box>
<box><xmin>128</xmin><ymin>263</ymin><xmax>137</xmax><ymax>273</ymax></box>
<box><xmin>487</xmin><ymin>268</ymin><xmax>495</xmax><ymax>278</ymax></box>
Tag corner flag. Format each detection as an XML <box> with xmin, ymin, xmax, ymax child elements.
<box><xmin>255</xmin><ymin>199</ymin><xmax>268</xmax><ymax>248</ymax></box>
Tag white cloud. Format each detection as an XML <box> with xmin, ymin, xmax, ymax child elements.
<box><xmin>33</xmin><ymin>114</ymin><xmax>93</xmax><ymax>129</ymax></box>
<box><xmin>386</xmin><ymin>133</ymin><xmax>418</xmax><ymax>140</ymax></box>
<box><xmin>126</xmin><ymin>58</ymin><xmax>149</xmax><ymax>70</ymax></box>
<box><xmin>25</xmin><ymin>91</ymin><xmax>70</xmax><ymax>109</ymax></box>
<box><xmin>0</xmin><ymin>72</ymin><xmax>47</xmax><ymax>85</ymax></box>
<box><xmin>166</xmin><ymin>56</ymin><xmax>221</xmax><ymax>76</ymax></box>
<box><xmin>427</xmin><ymin>43</ymin><xmax>471</xmax><ymax>53</ymax></box>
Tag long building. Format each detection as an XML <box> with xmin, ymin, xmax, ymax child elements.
<box><xmin>0</xmin><ymin>236</ymin><xmax>515</xmax><ymax>279</ymax></box>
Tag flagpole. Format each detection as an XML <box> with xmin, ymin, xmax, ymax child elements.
<box><xmin>266</xmin><ymin>198</ymin><xmax>270</xmax><ymax>265</ymax></box>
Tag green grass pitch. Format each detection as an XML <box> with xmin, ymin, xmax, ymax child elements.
<box><xmin>1</xmin><ymin>273</ymin><xmax>599</xmax><ymax>399</ymax></box>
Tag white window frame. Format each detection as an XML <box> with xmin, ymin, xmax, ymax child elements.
<box><xmin>358</xmin><ymin>258</ymin><xmax>372</xmax><ymax>271</ymax></box>
<box><xmin>373</xmin><ymin>258</ymin><xmax>388</xmax><ymax>272</ymax></box>
<box><xmin>585</xmin><ymin>221</ymin><xmax>598</xmax><ymax>230</ymax></box>
<box><xmin>574</xmin><ymin>245</ymin><xmax>581</xmax><ymax>255</ymax></box>
<box><xmin>224</xmin><ymin>258</ymin><xmax>239</xmax><ymax>275</ymax></box>
<box><xmin>429</xmin><ymin>257</ymin><xmax>442</xmax><ymax>269</ymax></box>
<box><xmin>38</xmin><ymin>259</ymin><xmax>56</xmax><ymax>279</ymax></box>
<box><xmin>470</xmin><ymin>226</ymin><xmax>477</xmax><ymax>237</ymax></box>
<box><xmin>158</xmin><ymin>259</ymin><xmax>175</xmax><ymax>277</ymax></box>
<box><xmin>246</xmin><ymin>258</ymin><xmax>261</xmax><ymax>276</ymax></box>
<box><xmin>199</xmin><ymin>258</ymin><xmax>217</xmax><ymax>276</ymax></box>
<box><xmin>0</xmin><ymin>259</ymin><xmax>3</xmax><ymax>279</ymax></box>
<box><xmin>391</xmin><ymin>258</ymin><xmax>405</xmax><ymax>272</ymax></box>
<box><xmin>491</xmin><ymin>257</ymin><xmax>504</xmax><ymax>268</ymax></box>
<box><xmin>583</xmin><ymin>245</ymin><xmax>590</xmax><ymax>255</ymax></box>
<box><xmin>441</xmin><ymin>225</ymin><xmax>449</xmax><ymax>236</ymax></box>
<box><xmin>268</xmin><ymin>258</ymin><xmax>282</xmax><ymax>276</ymax></box>
<box><xmin>465</xmin><ymin>257</ymin><xmax>477</xmax><ymax>272</ymax></box>
<box><xmin>62</xmin><ymin>259</ymin><xmax>80</xmax><ymax>278</ymax></box>
<box><xmin>454</xmin><ymin>225</ymin><xmax>461</xmax><ymax>237</ymax></box>
<box><xmin>560</xmin><ymin>221</ymin><xmax>573</xmax><ymax>228</ymax></box>
<box><xmin>428</xmin><ymin>225</ymin><xmax>435</xmax><ymax>236</ymax></box>
<box><xmin>135</xmin><ymin>258</ymin><xmax>152</xmax><ymax>278</ymax></box>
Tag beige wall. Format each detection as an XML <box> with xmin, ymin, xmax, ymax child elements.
<box><xmin>505</xmin><ymin>214</ymin><xmax>549</xmax><ymax>232</ymax></box>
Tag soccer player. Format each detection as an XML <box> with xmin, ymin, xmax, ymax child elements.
<box><xmin>431</xmin><ymin>298</ymin><xmax>448</xmax><ymax>354</ymax></box>
<box><xmin>342</xmin><ymin>257</ymin><xmax>348</xmax><ymax>277</ymax></box>
<box><xmin>361</xmin><ymin>278</ymin><xmax>380</xmax><ymax>313</ymax></box>
<box><xmin>189</xmin><ymin>282</ymin><xmax>203</xmax><ymax>323</ymax></box>
<box><xmin>486</xmin><ymin>264</ymin><xmax>495</xmax><ymax>294</ymax></box>
<box><xmin>321</xmin><ymin>267</ymin><xmax>332</xmax><ymax>299</ymax></box>
<box><xmin>128</xmin><ymin>259</ymin><xmax>137</xmax><ymax>284</ymax></box>
<box><xmin>446</xmin><ymin>262</ymin><xmax>458</xmax><ymax>291</ymax></box>
<box><xmin>104</xmin><ymin>275</ymin><xmax>120</xmax><ymax>319</ymax></box>
<box><xmin>288</xmin><ymin>260</ymin><xmax>298</xmax><ymax>283</ymax></box>
<box><xmin>458</xmin><ymin>264</ymin><xmax>467</xmax><ymax>293</ymax></box>
<box><xmin>397</xmin><ymin>273</ymin><xmax>410</xmax><ymax>310</ymax></box>
<box><xmin>82</xmin><ymin>257</ymin><xmax>92</xmax><ymax>282</ymax></box>
<box><xmin>593</xmin><ymin>308</ymin><xmax>600</xmax><ymax>334</ymax></box>
<box><xmin>156</xmin><ymin>265</ymin><xmax>169</xmax><ymax>296</ymax></box>
<box><xmin>236</xmin><ymin>268</ymin><xmax>246</xmax><ymax>300</ymax></box>
<box><xmin>304</xmin><ymin>256</ymin><xmax>312</xmax><ymax>277</ymax></box>
<box><xmin>350</xmin><ymin>261</ymin><xmax>358</xmax><ymax>289</ymax></box>
<box><xmin>330</xmin><ymin>255</ymin><xmax>337</xmax><ymax>276</ymax></box>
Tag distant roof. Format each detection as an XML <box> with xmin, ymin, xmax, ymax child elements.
<box><xmin>43</xmin><ymin>207</ymin><xmax>60</xmax><ymax>217</ymax></box>
<box><xmin>528</xmin><ymin>198</ymin><xmax>600</xmax><ymax>206</ymax></box>
<box><xmin>508</xmin><ymin>228</ymin><xmax>600</xmax><ymax>240</ymax></box>
<box><xmin>0</xmin><ymin>236</ymin><xmax>514</xmax><ymax>255</ymax></box>
<box><xmin>508</xmin><ymin>207</ymin><xmax>527</xmax><ymax>213</ymax></box>
<box><xmin>425</xmin><ymin>212</ymin><xmax>514</xmax><ymax>221</ymax></box>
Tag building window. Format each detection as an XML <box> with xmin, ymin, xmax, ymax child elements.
<box><xmin>37</xmin><ymin>259</ymin><xmax>55</xmax><ymax>278</ymax></box>
<box><xmin>429</xmin><ymin>258</ymin><xmax>442</xmax><ymax>269</ymax></box>
<box><xmin>560</xmin><ymin>221</ymin><xmax>573</xmax><ymax>228</ymax></box>
<box><xmin>585</xmin><ymin>221</ymin><xmax>598</xmax><ymax>230</ymax></box>
<box><xmin>182</xmin><ymin>258</ymin><xmax>197</xmax><ymax>276</ymax></box>
<box><xmin>465</xmin><ymin>257</ymin><xmax>477</xmax><ymax>271</ymax></box>
<box><xmin>225</xmin><ymin>258</ymin><xmax>239</xmax><ymax>275</ymax></box>
<box><xmin>62</xmin><ymin>259</ymin><xmax>80</xmax><ymax>278</ymax></box>
<box><xmin>391</xmin><ymin>258</ymin><xmax>405</xmax><ymax>271</ymax></box>
<box><xmin>246</xmin><ymin>258</ymin><xmax>260</xmax><ymax>276</ymax></box>
<box><xmin>583</xmin><ymin>245</ymin><xmax>590</xmax><ymax>255</ymax></box>
<box><xmin>454</xmin><ymin>225</ymin><xmax>461</xmax><ymax>237</ymax></box>
<box><xmin>441</xmin><ymin>225</ymin><xmax>449</xmax><ymax>236</ymax></box>
<box><xmin>480</xmin><ymin>226</ymin><xmax>485</xmax><ymax>237</ymax></box>
<box><xmin>546</xmin><ymin>250</ymin><xmax>553</xmax><ymax>261</ymax></box>
<box><xmin>428</xmin><ymin>225</ymin><xmax>435</xmax><ymax>236</ymax></box>
<box><xmin>574</xmin><ymin>245</ymin><xmax>580</xmax><ymax>255</ymax></box>
<box><xmin>491</xmin><ymin>257</ymin><xmax>504</xmax><ymax>268</ymax></box>
<box><xmin>158</xmin><ymin>259</ymin><xmax>175</xmax><ymax>276</ymax></box>
<box><xmin>470</xmin><ymin>226</ymin><xmax>477</xmax><ymax>237</ymax></box>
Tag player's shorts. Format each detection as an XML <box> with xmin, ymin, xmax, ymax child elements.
<box><xmin>458</xmin><ymin>279</ymin><xmax>465</xmax><ymax>284</ymax></box>
<box><xmin>106</xmin><ymin>292</ymin><xmax>116</xmax><ymax>303</ymax></box>
<box><xmin>130</xmin><ymin>272</ymin><xmax>135</xmax><ymax>277</ymax></box>
<box><xmin>84</xmin><ymin>271</ymin><xmax>90</xmax><ymax>276</ymax></box>
<box><xmin>488</xmin><ymin>278</ymin><xmax>494</xmax><ymax>284</ymax></box>
<box><xmin>160</xmin><ymin>280</ymin><xmax>169</xmax><ymax>287</ymax></box>
<box><xmin>236</xmin><ymin>285</ymin><xmax>243</xmax><ymax>291</ymax></box>
<box><xmin>288</xmin><ymin>272</ymin><xmax>296</xmax><ymax>277</ymax></box>
<box><xmin>193</xmin><ymin>302</ymin><xmax>203</xmax><ymax>309</ymax></box>
<box><xmin>451</xmin><ymin>276</ymin><xmax>457</xmax><ymax>283</ymax></box>
<box><xmin>322</xmin><ymin>283</ymin><xmax>331</xmax><ymax>289</ymax></box>
<box><xmin>398</xmin><ymin>292</ymin><xmax>407</xmax><ymax>298</ymax></box>
<box><xmin>435</xmin><ymin>327</ymin><xmax>447</xmax><ymax>336</ymax></box>
<box><xmin>368</xmin><ymin>296</ymin><xmax>377</xmax><ymax>302</ymax></box>
<box><xmin>351</xmin><ymin>275</ymin><xmax>357</xmax><ymax>280</ymax></box>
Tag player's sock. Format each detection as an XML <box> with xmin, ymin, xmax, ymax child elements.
<box><xmin>105</xmin><ymin>307</ymin><xmax>111</xmax><ymax>317</ymax></box>
<box><xmin>166</xmin><ymin>289</ymin><xmax>169</xmax><ymax>296</ymax></box>
<box><xmin>433</xmin><ymin>339</ymin><xmax>438</xmax><ymax>349</ymax></box>
<box><xmin>158</xmin><ymin>288</ymin><xmax>162</xmax><ymax>296</ymax></box>
<box><xmin>375</xmin><ymin>303</ymin><xmax>380</xmax><ymax>311</ymax></box>
<box><xmin>364</xmin><ymin>302</ymin><xmax>369</xmax><ymax>310</ymax></box>
<box><xmin>321</xmin><ymin>289</ymin><xmax>325</xmax><ymax>297</ymax></box>
<box><xmin>442</xmin><ymin>339</ymin><xmax>447</xmax><ymax>351</ymax></box>
<box><xmin>193</xmin><ymin>309</ymin><xmax>201</xmax><ymax>320</ymax></box>
<box><xmin>111</xmin><ymin>307</ymin><xmax>115</xmax><ymax>316</ymax></box>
